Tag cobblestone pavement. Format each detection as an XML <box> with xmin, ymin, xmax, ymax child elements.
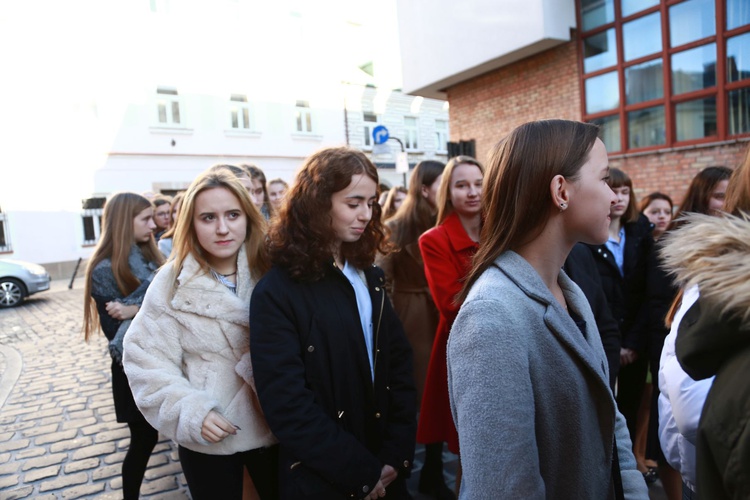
<box><xmin>0</xmin><ymin>279</ymin><xmax>189</xmax><ymax>499</ymax></box>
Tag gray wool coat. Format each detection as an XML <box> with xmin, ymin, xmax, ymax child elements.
<box><xmin>447</xmin><ymin>251</ymin><xmax>648</xmax><ymax>499</ymax></box>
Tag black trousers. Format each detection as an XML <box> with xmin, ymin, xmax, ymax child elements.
<box><xmin>178</xmin><ymin>445</ymin><xmax>279</xmax><ymax>499</ymax></box>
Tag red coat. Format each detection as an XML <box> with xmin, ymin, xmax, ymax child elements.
<box><xmin>417</xmin><ymin>212</ymin><xmax>478</xmax><ymax>453</ymax></box>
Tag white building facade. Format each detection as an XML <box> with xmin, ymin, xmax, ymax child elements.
<box><xmin>0</xmin><ymin>0</ymin><xmax>449</xmax><ymax>278</ymax></box>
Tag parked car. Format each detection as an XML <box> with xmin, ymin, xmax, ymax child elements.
<box><xmin>0</xmin><ymin>259</ymin><xmax>51</xmax><ymax>308</ymax></box>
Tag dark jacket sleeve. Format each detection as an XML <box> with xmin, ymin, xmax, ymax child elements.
<box><xmin>675</xmin><ymin>298</ymin><xmax>746</xmax><ymax>381</ymax></box>
<box><xmin>249</xmin><ymin>273</ymin><xmax>382</xmax><ymax>498</ymax></box>
<box><xmin>564</xmin><ymin>243</ymin><xmax>621</xmax><ymax>386</ymax></box>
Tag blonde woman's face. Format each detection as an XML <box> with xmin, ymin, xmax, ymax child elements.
<box><xmin>193</xmin><ymin>187</ymin><xmax>247</xmax><ymax>270</ymax></box>
<box><xmin>449</xmin><ymin>164</ymin><xmax>483</xmax><ymax>217</ymax></box>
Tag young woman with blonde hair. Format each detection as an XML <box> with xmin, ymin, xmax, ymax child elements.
<box><xmin>83</xmin><ymin>192</ymin><xmax>165</xmax><ymax>499</ymax></box>
<box><xmin>123</xmin><ymin>167</ymin><xmax>278</xmax><ymax>499</ymax></box>
<box><xmin>418</xmin><ymin>155</ymin><xmax>483</xmax><ymax>497</ymax></box>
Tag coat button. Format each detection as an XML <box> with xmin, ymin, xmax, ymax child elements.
<box><xmin>603</xmin><ymin>253</ymin><xmax>608</xmax><ymax>258</ymax></box>
<box><xmin>403</xmin><ymin>460</ymin><xmax>410</xmax><ymax>468</ymax></box>
<box><xmin>375</xmin><ymin>412</ymin><xmax>381</xmax><ymax>419</ymax></box>
<box><xmin>206</xmin><ymin>304</ymin><xmax>211</xmax><ymax>309</ymax></box>
<box><xmin>307</xmin><ymin>345</ymin><xmax>314</xmax><ymax>352</ymax></box>
<box><xmin>363</xmin><ymin>485</ymin><xmax>370</xmax><ymax>493</ymax></box>
<box><xmin>375</xmin><ymin>286</ymin><xmax>380</xmax><ymax>292</ymax></box>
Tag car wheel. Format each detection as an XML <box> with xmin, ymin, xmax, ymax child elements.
<box><xmin>0</xmin><ymin>278</ymin><xmax>26</xmax><ymax>308</ymax></box>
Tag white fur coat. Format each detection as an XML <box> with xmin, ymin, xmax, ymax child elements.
<box><xmin>123</xmin><ymin>247</ymin><xmax>276</xmax><ymax>455</ymax></box>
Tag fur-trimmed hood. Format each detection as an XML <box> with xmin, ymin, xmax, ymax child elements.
<box><xmin>659</xmin><ymin>212</ymin><xmax>750</xmax><ymax>326</ymax></box>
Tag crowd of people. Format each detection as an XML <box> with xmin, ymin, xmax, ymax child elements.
<box><xmin>81</xmin><ymin>119</ymin><xmax>749</xmax><ymax>500</ymax></box>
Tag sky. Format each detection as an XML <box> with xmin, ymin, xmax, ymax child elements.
<box><xmin>0</xmin><ymin>0</ymin><xmax>403</xmax><ymax>212</ymax></box>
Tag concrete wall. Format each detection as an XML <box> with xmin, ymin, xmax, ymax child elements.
<box><xmin>397</xmin><ymin>0</ymin><xmax>576</xmax><ymax>98</ymax></box>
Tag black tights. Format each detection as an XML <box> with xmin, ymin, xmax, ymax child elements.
<box><xmin>123</xmin><ymin>420</ymin><xmax>159</xmax><ymax>500</ymax></box>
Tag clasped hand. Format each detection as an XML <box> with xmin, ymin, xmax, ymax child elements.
<box><xmin>201</xmin><ymin>410</ymin><xmax>239</xmax><ymax>443</ymax></box>
<box><xmin>105</xmin><ymin>301</ymin><xmax>139</xmax><ymax>321</ymax></box>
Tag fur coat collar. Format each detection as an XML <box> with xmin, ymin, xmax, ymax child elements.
<box><xmin>659</xmin><ymin>212</ymin><xmax>750</xmax><ymax>326</ymax></box>
<box><xmin>169</xmin><ymin>246</ymin><xmax>253</xmax><ymax>329</ymax></box>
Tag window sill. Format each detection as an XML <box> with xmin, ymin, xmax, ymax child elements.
<box><xmin>82</xmin><ymin>243</ymin><xmax>98</xmax><ymax>248</ymax></box>
<box><xmin>0</xmin><ymin>249</ymin><xmax>13</xmax><ymax>254</ymax></box>
<box><xmin>149</xmin><ymin>126</ymin><xmax>194</xmax><ymax>135</ymax></box>
<box><xmin>291</xmin><ymin>132</ymin><xmax>323</xmax><ymax>141</ymax></box>
<box><xmin>608</xmin><ymin>136</ymin><xmax>750</xmax><ymax>160</ymax></box>
<box><xmin>224</xmin><ymin>129</ymin><xmax>262</xmax><ymax>138</ymax></box>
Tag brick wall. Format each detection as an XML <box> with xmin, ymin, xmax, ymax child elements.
<box><xmin>446</xmin><ymin>42</ymin><xmax>581</xmax><ymax>165</ymax></box>
<box><xmin>610</xmin><ymin>143</ymin><xmax>749</xmax><ymax>207</ymax></box>
<box><xmin>445</xmin><ymin>41</ymin><xmax>750</xmax><ymax>207</ymax></box>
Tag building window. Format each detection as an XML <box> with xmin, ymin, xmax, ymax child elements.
<box><xmin>363</xmin><ymin>111</ymin><xmax>378</xmax><ymax>147</ymax></box>
<box><xmin>156</xmin><ymin>87</ymin><xmax>181</xmax><ymax>126</ymax></box>
<box><xmin>81</xmin><ymin>197</ymin><xmax>105</xmax><ymax>246</ymax></box>
<box><xmin>578</xmin><ymin>0</ymin><xmax>750</xmax><ymax>153</ymax></box>
<box><xmin>230</xmin><ymin>94</ymin><xmax>251</xmax><ymax>130</ymax></box>
<box><xmin>435</xmin><ymin>120</ymin><xmax>449</xmax><ymax>152</ymax></box>
<box><xmin>0</xmin><ymin>207</ymin><xmax>11</xmax><ymax>253</ymax></box>
<box><xmin>295</xmin><ymin>100</ymin><xmax>314</xmax><ymax>133</ymax></box>
<box><xmin>404</xmin><ymin>117</ymin><xmax>419</xmax><ymax>150</ymax></box>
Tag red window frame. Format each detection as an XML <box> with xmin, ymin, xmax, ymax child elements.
<box><xmin>577</xmin><ymin>0</ymin><xmax>750</xmax><ymax>154</ymax></box>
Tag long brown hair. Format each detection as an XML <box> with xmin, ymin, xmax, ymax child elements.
<box><xmin>670</xmin><ymin>166</ymin><xmax>732</xmax><ymax>229</ymax></box>
<box><xmin>387</xmin><ymin>160</ymin><xmax>445</xmax><ymax>249</ymax></box>
<box><xmin>459</xmin><ymin>120</ymin><xmax>600</xmax><ymax>302</ymax></box>
<box><xmin>172</xmin><ymin>167</ymin><xmax>270</xmax><ymax>283</ymax></box>
<box><xmin>268</xmin><ymin>147</ymin><xmax>390</xmax><ymax>282</ymax></box>
<box><xmin>436</xmin><ymin>156</ymin><xmax>484</xmax><ymax>226</ymax></box>
<box><xmin>83</xmin><ymin>192</ymin><xmax>164</xmax><ymax>341</ymax></box>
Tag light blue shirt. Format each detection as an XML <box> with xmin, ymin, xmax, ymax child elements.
<box><xmin>342</xmin><ymin>260</ymin><xmax>374</xmax><ymax>381</ymax></box>
<box><xmin>605</xmin><ymin>226</ymin><xmax>626</xmax><ymax>276</ymax></box>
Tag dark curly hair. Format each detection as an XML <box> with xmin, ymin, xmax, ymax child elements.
<box><xmin>267</xmin><ymin>147</ymin><xmax>391</xmax><ymax>282</ymax></box>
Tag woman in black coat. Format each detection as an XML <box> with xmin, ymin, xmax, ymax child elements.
<box><xmin>250</xmin><ymin>147</ymin><xmax>417</xmax><ymax>500</ymax></box>
<box><xmin>586</xmin><ymin>168</ymin><xmax>653</xmax><ymax>442</ymax></box>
